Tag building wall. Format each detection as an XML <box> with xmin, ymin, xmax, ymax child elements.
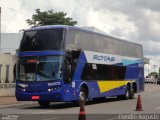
<box><xmin>1</xmin><ymin>33</ymin><xmax>22</xmax><ymax>54</ymax></box>
<box><xmin>0</xmin><ymin>54</ymin><xmax>16</xmax><ymax>96</ymax></box>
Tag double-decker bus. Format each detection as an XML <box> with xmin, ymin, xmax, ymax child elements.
<box><xmin>16</xmin><ymin>25</ymin><xmax>144</xmax><ymax>107</ymax></box>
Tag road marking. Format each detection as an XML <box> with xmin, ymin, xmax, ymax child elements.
<box><xmin>153</xmin><ymin>94</ymin><xmax>160</xmax><ymax>96</ymax></box>
<box><xmin>43</xmin><ymin>117</ymin><xmax>58</xmax><ymax>120</ymax></box>
<box><xmin>106</xmin><ymin>116</ymin><xmax>118</xmax><ymax>120</ymax></box>
<box><xmin>146</xmin><ymin>88</ymin><xmax>160</xmax><ymax>92</ymax></box>
<box><xmin>154</xmin><ymin>107</ymin><xmax>160</xmax><ymax>110</ymax></box>
<box><xmin>38</xmin><ymin>111</ymin><xmax>55</xmax><ymax>114</ymax></box>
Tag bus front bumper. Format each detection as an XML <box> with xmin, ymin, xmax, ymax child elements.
<box><xmin>16</xmin><ymin>90</ymin><xmax>62</xmax><ymax>102</ymax></box>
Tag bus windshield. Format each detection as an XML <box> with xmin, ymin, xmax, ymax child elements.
<box><xmin>17</xmin><ymin>56</ymin><xmax>63</xmax><ymax>82</ymax></box>
<box><xmin>19</xmin><ymin>28</ymin><xmax>66</xmax><ymax>51</ymax></box>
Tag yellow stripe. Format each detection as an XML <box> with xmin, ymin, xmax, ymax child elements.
<box><xmin>97</xmin><ymin>80</ymin><xmax>133</xmax><ymax>93</ymax></box>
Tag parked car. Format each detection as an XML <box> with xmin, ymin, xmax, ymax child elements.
<box><xmin>145</xmin><ymin>76</ymin><xmax>155</xmax><ymax>84</ymax></box>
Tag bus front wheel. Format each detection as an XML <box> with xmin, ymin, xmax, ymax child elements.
<box><xmin>79</xmin><ymin>87</ymin><xmax>88</xmax><ymax>104</ymax></box>
<box><xmin>38</xmin><ymin>101</ymin><xmax>50</xmax><ymax>107</ymax></box>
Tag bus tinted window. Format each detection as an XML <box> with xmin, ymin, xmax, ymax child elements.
<box><xmin>19</xmin><ymin>28</ymin><xmax>65</xmax><ymax>51</ymax></box>
<box><xmin>81</xmin><ymin>63</ymin><xmax>126</xmax><ymax>80</ymax></box>
<box><xmin>66</xmin><ymin>29</ymin><xmax>143</xmax><ymax>58</ymax></box>
<box><xmin>137</xmin><ymin>45</ymin><xmax>143</xmax><ymax>58</ymax></box>
<box><xmin>66</xmin><ymin>30</ymin><xmax>77</xmax><ymax>49</ymax></box>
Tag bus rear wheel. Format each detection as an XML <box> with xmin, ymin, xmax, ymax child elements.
<box><xmin>129</xmin><ymin>86</ymin><xmax>135</xmax><ymax>99</ymax></box>
<box><xmin>117</xmin><ymin>85</ymin><xmax>132</xmax><ymax>100</ymax></box>
<box><xmin>38</xmin><ymin>101</ymin><xmax>50</xmax><ymax>107</ymax></box>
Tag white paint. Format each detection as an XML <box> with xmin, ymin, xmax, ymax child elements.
<box><xmin>72</xmin><ymin>82</ymin><xmax>75</xmax><ymax>88</ymax></box>
<box><xmin>43</xmin><ymin>117</ymin><xmax>58</xmax><ymax>120</ymax></box>
<box><xmin>92</xmin><ymin>64</ymin><xmax>97</xmax><ymax>69</ymax></box>
<box><xmin>38</xmin><ymin>110</ymin><xmax>57</xmax><ymax>114</ymax></box>
<box><xmin>106</xmin><ymin>116</ymin><xmax>118</xmax><ymax>120</ymax></box>
<box><xmin>84</xmin><ymin>50</ymin><xmax>141</xmax><ymax>65</ymax></box>
<box><xmin>153</xmin><ymin>94</ymin><xmax>160</xmax><ymax>96</ymax></box>
<box><xmin>154</xmin><ymin>107</ymin><xmax>160</xmax><ymax>110</ymax></box>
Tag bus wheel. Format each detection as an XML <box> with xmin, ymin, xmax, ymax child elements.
<box><xmin>129</xmin><ymin>86</ymin><xmax>135</xmax><ymax>99</ymax></box>
<box><xmin>38</xmin><ymin>101</ymin><xmax>50</xmax><ymax>107</ymax></box>
<box><xmin>79</xmin><ymin>87</ymin><xmax>88</xmax><ymax>105</ymax></box>
<box><xmin>117</xmin><ymin>85</ymin><xmax>130</xmax><ymax>100</ymax></box>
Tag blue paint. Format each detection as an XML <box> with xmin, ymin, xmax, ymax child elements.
<box><xmin>122</xmin><ymin>59</ymin><xmax>139</xmax><ymax>66</ymax></box>
<box><xmin>16</xmin><ymin>25</ymin><xmax>144</xmax><ymax>102</ymax></box>
<box><xmin>18</xmin><ymin>50</ymin><xmax>65</xmax><ymax>57</ymax></box>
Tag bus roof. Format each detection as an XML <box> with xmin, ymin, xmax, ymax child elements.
<box><xmin>26</xmin><ymin>25</ymin><xmax>142</xmax><ymax>47</ymax></box>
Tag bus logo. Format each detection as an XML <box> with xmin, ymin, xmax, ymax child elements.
<box><xmin>48</xmin><ymin>82</ymin><xmax>61</xmax><ymax>86</ymax></box>
<box><xmin>93</xmin><ymin>55</ymin><xmax>115</xmax><ymax>62</ymax></box>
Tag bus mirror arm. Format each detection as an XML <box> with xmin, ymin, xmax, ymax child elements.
<box><xmin>64</xmin><ymin>72</ymin><xmax>71</xmax><ymax>83</ymax></box>
<box><xmin>64</xmin><ymin>60</ymin><xmax>72</xmax><ymax>83</ymax></box>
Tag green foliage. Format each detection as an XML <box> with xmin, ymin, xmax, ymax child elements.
<box><xmin>148</xmin><ymin>72</ymin><xmax>158</xmax><ymax>78</ymax></box>
<box><xmin>26</xmin><ymin>9</ymin><xmax>77</xmax><ymax>27</ymax></box>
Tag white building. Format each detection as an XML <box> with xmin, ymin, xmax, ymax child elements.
<box><xmin>0</xmin><ymin>33</ymin><xmax>21</xmax><ymax>96</ymax></box>
<box><xmin>1</xmin><ymin>33</ymin><xmax>22</xmax><ymax>54</ymax></box>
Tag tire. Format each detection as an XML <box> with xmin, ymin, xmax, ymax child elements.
<box><xmin>79</xmin><ymin>87</ymin><xmax>87</xmax><ymax>105</ymax></box>
<box><xmin>129</xmin><ymin>85</ymin><xmax>135</xmax><ymax>99</ymax></box>
<box><xmin>117</xmin><ymin>85</ymin><xmax>131</xmax><ymax>100</ymax></box>
<box><xmin>38</xmin><ymin>101</ymin><xmax>50</xmax><ymax>107</ymax></box>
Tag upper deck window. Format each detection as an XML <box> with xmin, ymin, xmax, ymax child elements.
<box><xmin>19</xmin><ymin>28</ymin><xmax>66</xmax><ymax>51</ymax></box>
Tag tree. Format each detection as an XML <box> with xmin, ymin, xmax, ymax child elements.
<box><xmin>26</xmin><ymin>9</ymin><xmax>77</xmax><ymax>27</ymax></box>
<box><xmin>148</xmin><ymin>72</ymin><xmax>158</xmax><ymax>79</ymax></box>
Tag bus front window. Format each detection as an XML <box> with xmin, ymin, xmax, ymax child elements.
<box><xmin>19</xmin><ymin>28</ymin><xmax>65</xmax><ymax>52</ymax></box>
<box><xmin>18</xmin><ymin>56</ymin><xmax>63</xmax><ymax>81</ymax></box>
<box><xmin>37</xmin><ymin>56</ymin><xmax>63</xmax><ymax>81</ymax></box>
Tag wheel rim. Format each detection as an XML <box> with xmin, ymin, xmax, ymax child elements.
<box><xmin>126</xmin><ymin>88</ymin><xmax>129</xmax><ymax>98</ymax></box>
<box><xmin>79</xmin><ymin>91</ymin><xmax>85</xmax><ymax>102</ymax></box>
<box><xmin>125</xmin><ymin>85</ymin><xmax>130</xmax><ymax>99</ymax></box>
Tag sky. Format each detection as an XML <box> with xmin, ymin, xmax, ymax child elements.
<box><xmin>1</xmin><ymin>0</ymin><xmax>160</xmax><ymax>75</ymax></box>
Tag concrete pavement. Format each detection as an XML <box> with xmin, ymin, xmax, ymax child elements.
<box><xmin>0</xmin><ymin>96</ymin><xmax>34</xmax><ymax>109</ymax></box>
<box><xmin>0</xmin><ymin>84</ymin><xmax>160</xmax><ymax>120</ymax></box>
<box><xmin>0</xmin><ymin>84</ymin><xmax>160</xmax><ymax>111</ymax></box>
<box><xmin>0</xmin><ymin>96</ymin><xmax>18</xmax><ymax>105</ymax></box>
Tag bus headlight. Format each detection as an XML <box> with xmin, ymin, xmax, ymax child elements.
<box><xmin>48</xmin><ymin>87</ymin><xmax>60</xmax><ymax>92</ymax></box>
<box><xmin>48</xmin><ymin>88</ymin><xmax>53</xmax><ymax>92</ymax></box>
<box><xmin>18</xmin><ymin>88</ymin><xmax>25</xmax><ymax>92</ymax></box>
<box><xmin>18</xmin><ymin>84</ymin><xmax>28</xmax><ymax>88</ymax></box>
